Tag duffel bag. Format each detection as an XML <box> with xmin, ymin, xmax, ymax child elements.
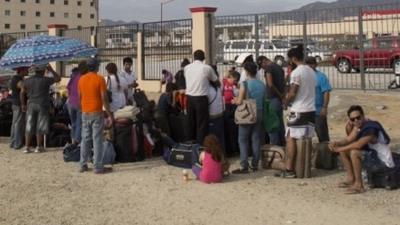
<box><xmin>261</xmin><ymin>144</ymin><xmax>285</xmax><ymax>170</ymax></box>
<box><xmin>163</xmin><ymin>143</ymin><xmax>200</xmax><ymax>168</ymax></box>
<box><xmin>63</xmin><ymin>144</ymin><xmax>80</xmax><ymax>162</ymax></box>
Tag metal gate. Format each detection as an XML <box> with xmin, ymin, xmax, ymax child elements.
<box><xmin>142</xmin><ymin>19</ymin><xmax>192</xmax><ymax>80</ymax></box>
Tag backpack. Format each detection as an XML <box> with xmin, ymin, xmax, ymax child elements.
<box><xmin>367</xmin><ymin>152</ymin><xmax>400</xmax><ymax>190</ymax></box>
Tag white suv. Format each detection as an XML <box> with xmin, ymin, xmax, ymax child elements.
<box><xmin>223</xmin><ymin>39</ymin><xmax>289</xmax><ymax>65</ymax></box>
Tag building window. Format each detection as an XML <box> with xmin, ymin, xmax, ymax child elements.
<box><xmin>77</xmin><ymin>1</ymin><xmax>81</xmax><ymax>6</ymax></box>
<box><xmin>50</xmin><ymin>12</ymin><xmax>55</xmax><ymax>17</ymax></box>
<box><xmin>4</xmin><ymin>24</ymin><xmax>10</xmax><ymax>29</ymax></box>
<box><xmin>35</xmin><ymin>24</ymin><xmax>41</xmax><ymax>30</ymax></box>
<box><xmin>20</xmin><ymin>24</ymin><xmax>26</xmax><ymax>30</ymax></box>
<box><xmin>77</xmin><ymin>26</ymin><xmax>82</xmax><ymax>29</ymax></box>
<box><xmin>90</xmin><ymin>14</ymin><xmax>95</xmax><ymax>19</ymax></box>
<box><xmin>50</xmin><ymin>0</ymin><xmax>55</xmax><ymax>4</ymax></box>
<box><xmin>64</xmin><ymin>0</ymin><xmax>68</xmax><ymax>5</ymax></box>
<box><xmin>77</xmin><ymin>13</ymin><xmax>82</xmax><ymax>18</ymax></box>
<box><xmin>5</xmin><ymin>0</ymin><xmax>10</xmax><ymax>2</ymax></box>
<box><xmin>64</xmin><ymin>12</ymin><xmax>69</xmax><ymax>18</ymax></box>
<box><xmin>90</xmin><ymin>1</ymin><xmax>94</xmax><ymax>7</ymax></box>
<box><xmin>36</xmin><ymin>0</ymin><xmax>40</xmax><ymax>3</ymax></box>
<box><xmin>21</xmin><ymin>0</ymin><xmax>26</xmax><ymax>3</ymax></box>
<box><xmin>20</xmin><ymin>11</ymin><xmax>26</xmax><ymax>16</ymax></box>
<box><xmin>5</xmin><ymin>10</ymin><xmax>11</xmax><ymax>16</ymax></box>
<box><xmin>36</xmin><ymin>11</ymin><xmax>41</xmax><ymax>17</ymax></box>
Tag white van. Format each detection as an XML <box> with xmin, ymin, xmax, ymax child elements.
<box><xmin>223</xmin><ymin>39</ymin><xmax>289</xmax><ymax>65</ymax></box>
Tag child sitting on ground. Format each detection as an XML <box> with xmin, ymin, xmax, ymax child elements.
<box><xmin>192</xmin><ymin>135</ymin><xmax>228</xmax><ymax>184</ymax></box>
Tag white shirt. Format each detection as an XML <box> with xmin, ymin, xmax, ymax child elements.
<box><xmin>289</xmin><ymin>65</ymin><xmax>316</xmax><ymax>113</ymax></box>
<box><xmin>184</xmin><ymin>60</ymin><xmax>218</xmax><ymax>96</ymax></box>
<box><xmin>208</xmin><ymin>86</ymin><xmax>224</xmax><ymax>118</ymax></box>
<box><xmin>106</xmin><ymin>74</ymin><xmax>128</xmax><ymax>112</ymax></box>
<box><xmin>119</xmin><ymin>70</ymin><xmax>136</xmax><ymax>101</ymax></box>
<box><xmin>256</xmin><ymin>68</ymin><xmax>266</xmax><ymax>85</ymax></box>
<box><xmin>239</xmin><ymin>68</ymin><xmax>247</xmax><ymax>84</ymax></box>
<box><xmin>368</xmin><ymin>131</ymin><xmax>395</xmax><ymax>168</ymax></box>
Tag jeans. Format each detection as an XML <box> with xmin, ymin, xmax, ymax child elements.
<box><xmin>209</xmin><ymin>115</ymin><xmax>225</xmax><ymax>152</ymax></box>
<box><xmin>68</xmin><ymin>104</ymin><xmax>82</xmax><ymax>143</ymax></box>
<box><xmin>80</xmin><ymin>112</ymin><xmax>105</xmax><ymax>171</ymax></box>
<box><xmin>238</xmin><ymin>110</ymin><xmax>263</xmax><ymax>170</ymax></box>
<box><xmin>315</xmin><ymin>115</ymin><xmax>330</xmax><ymax>142</ymax></box>
<box><xmin>25</xmin><ymin>103</ymin><xmax>50</xmax><ymax>135</ymax></box>
<box><xmin>268</xmin><ymin>98</ymin><xmax>286</xmax><ymax>146</ymax></box>
<box><xmin>10</xmin><ymin>105</ymin><xmax>25</xmax><ymax>149</ymax></box>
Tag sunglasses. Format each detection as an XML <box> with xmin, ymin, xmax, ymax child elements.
<box><xmin>349</xmin><ymin>116</ymin><xmax>362</xmax><ymax>122</ymax></box>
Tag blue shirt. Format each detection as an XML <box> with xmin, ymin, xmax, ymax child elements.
<box><xmin>315</xmin><ymin>70</ymin><xmax>332</xmax><ymax>115</ymax></box>
<box><xmin>245</xmin><ymin>79</ymin><xmax>266</xmax><ymax>111</ymax></box>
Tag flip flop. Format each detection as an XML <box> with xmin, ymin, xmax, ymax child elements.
<box><xmin>337</xmin><ymin>182</ymin><xmax>352</xmax><ymax>188</ymax></box>
<box><xmin>345</xmin><ymin>188</ymin><xmax>365</xmax><ymax>195</ymax></box>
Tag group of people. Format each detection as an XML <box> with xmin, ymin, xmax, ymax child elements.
<box><xmin>9</xmin><ymin>57</ymin><xmax>137</xmax><ymax>174</ymax></box>
<box><xmin>7</xmin><ymin>46</ymin><xmax>398</xmax><ymax>191</ymax></box>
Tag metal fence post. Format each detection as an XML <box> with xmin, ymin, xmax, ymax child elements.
<box><xmin>358</xmin><ymin>7</ymin><xmax>366</xmax><ymax>91</ymax></box>
<box><xmin>303</xmin><ymin>12</ymin><xmax>308</xmax><ymax>59</ymax></box>
<box><xmin>254</xmin><ymin>14</ymin><xmax>259</xmax><ymax>60</ymax></box>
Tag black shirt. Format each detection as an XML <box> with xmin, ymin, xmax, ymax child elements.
<box><xmin>174</xmin><ymin>70</ymin><xmax>186</xmax><ymax>90</ymax></box>
<box><xmin>9</xmin><ymin>75</ymin><xmax>23</xmax><ymax>106</ymax></box>
<box><xmin>265</xmin><ymin>63</ymin><xmax>285</xmax><ymax>99</ymax></box>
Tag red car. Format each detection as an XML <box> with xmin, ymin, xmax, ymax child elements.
<box><xmin>333</xmin><ymin>36</ymin><xmax>400</xmax><ymax>73</ymax></box>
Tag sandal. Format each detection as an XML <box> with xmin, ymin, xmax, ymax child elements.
<box><xmin>345</xmin><ymin>187</ymin><xmax>365</xmax><ymax>195</ymax></box>
<box><xmin>337</xmin><ymin>181</ymin><xmax>352</xmax><ymax>188</ymax></box>
<box><xmin>231</xmin><ymin>168</ymin><xmax>249</xmax><ymax>174</ymax></box>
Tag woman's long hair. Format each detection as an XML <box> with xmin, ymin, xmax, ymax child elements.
<box><xmin>105</xmin><ymin>63</ymin><xmax>121</xmax><ymax>90</ymax></box>
<box><xmin>203</xmin><ymin>135</ymin><xmax>223</xmax><ymax>162</ymax></box>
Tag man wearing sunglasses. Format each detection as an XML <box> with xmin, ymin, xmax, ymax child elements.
<box><xmin>329</xmin><ymin>105</ymin><xmax>395</xmax><ymax>194</ymax></box>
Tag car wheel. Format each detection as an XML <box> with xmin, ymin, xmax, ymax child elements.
<box><xmin>354</xmin><ymin>68</ymin><xmax>360</xmax><ymax>73</ymax></box>
<box><xmin>315</xmin><ymin>56</ymin><xmax>322</xmax><ymax>64</ymax></box>
<box><xmin>393</xmin><ymin>58</ymin><xmax>400</xmax><ymax>73</ymax></box>
<box><xmin>337</xmin><ymin>58</ymin><xmax>351</xmax><ymax>73</ymax></box>
<box><xmin>275</xmin><ymin>56</ymin><xmax>285</xmax><ymax>66</ymax></box>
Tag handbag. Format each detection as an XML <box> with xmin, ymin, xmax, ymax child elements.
<box><xmin>263</xmin><ymin>99</ymin><xmax>280</xmax><ymax>133</ymax></box>
<box><xmin>234</xmin><ymin>81</ymin><xmax>257</xmax><ymax>125</ymax></box>
<box><xmin>106</xmin><ymin>76</ymin><xmax>113</xmax><ymax>103</ymax></box>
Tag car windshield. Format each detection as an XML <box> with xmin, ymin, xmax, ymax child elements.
<box><xmin>272</xmin><ymin>40</ymin><xmax>289</xmax><ymax>49</ymax></box>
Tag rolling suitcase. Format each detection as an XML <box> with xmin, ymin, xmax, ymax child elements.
<box><xmin>315</xmin><ymin>142</ymin><xmax>337</xmax><ymax>170</ymax></box>
<box><xmin>295</xmin><ymin>138</ymin><xmax>312</xmax><ymax>178</ymax></box>
<box><xmin>169</xmin><ymin>113</ymin><xmax>191</xmax><ymax>143</ymax></box>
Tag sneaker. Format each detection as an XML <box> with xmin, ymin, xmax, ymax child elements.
<box><xmin>34</xmin><ymin>146</ymin><xmax>45</xmax><ymax>153</ymax></box>
<box><xmin>231</xmin><ymin>168</ymin><xmax>249</xmax><ymax>174</ymax></box>
<box><xmin>23</xmin><ymin>147</ymin><xmax>32</xmax><ymax>154</ymax></box>
<box><xmin>94</xmin><ymin>167</ymin><xmax>113</xmax><ymax>174</ymax></box>
<box><xmin>79</xmin><ymin>165</ymin><xmax>89</xmax><ymax>173</ymax></box>
<box><xmin>249</xmin><ymin>165</ymin><xmax>258</xmax><ymax>172</ymax></box>
<box><xmin>275</xmin><ymin>170</ymin><xmax>296</xmax><ymax>178</ymax></box>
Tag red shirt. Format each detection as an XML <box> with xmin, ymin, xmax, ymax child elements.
<box><xmin>222</xmin><ymin>79</ymin><xmax>236</xmax><ymax>105</ymax></box>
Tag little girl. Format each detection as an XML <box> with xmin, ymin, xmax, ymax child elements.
<box><xmin>192</xmin><ymin>135</ymin><xmax>223</xmax><ymax>184</ymax></box>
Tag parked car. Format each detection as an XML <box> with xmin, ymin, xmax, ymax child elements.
<box><xmin>333</xmin><ymin>36</ymin><xmax>400</xmax><ymax>73</ymax></box>
<box><xmin>223</xmin><ymin>39</ymin><xmax>289</xmax><ymax>65</ymax></box>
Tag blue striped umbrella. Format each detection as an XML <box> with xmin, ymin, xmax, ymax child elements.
<box><xmin>0</xmin><ymin>35</ymin><xmax>97</xmax><ymax>69</ymax></box>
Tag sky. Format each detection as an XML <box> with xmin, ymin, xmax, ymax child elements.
<box><xmin>100</xmin><ymin>0</ymin><xmax>335</xmax><ymax>22</ymax></box>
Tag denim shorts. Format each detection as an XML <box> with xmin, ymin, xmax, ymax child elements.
<box><xmin>26</xmin><ymin>103</ymin><xmax>50</xmax><ymax>135</ymax></box>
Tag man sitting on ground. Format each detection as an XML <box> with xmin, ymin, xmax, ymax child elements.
<box><xmin>329</xmin><ymin>105</ymin><xmax>395</xmax><ymax>194</ymax></box>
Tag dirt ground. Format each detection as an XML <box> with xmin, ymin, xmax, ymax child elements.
<box><xmin>1</xmin><ymin>90</ymin><xmax>400</xmax><ymax>225</ymax></box>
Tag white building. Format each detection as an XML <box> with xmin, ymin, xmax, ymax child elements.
<box><xmin>0</xmin><ymin>0</ymin><xmax>99</xmax><ymax>33</ymax></box>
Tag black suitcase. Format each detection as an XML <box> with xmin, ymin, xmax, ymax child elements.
<box><xmin>169</xmin><ymin>113</ymin><xmax>191</xmax><ymax>143</ymax></box>
<box><xmin>315</xmin><ymin>142</ymin><xmax>337</xmax><ymax>170</ymax></box>
<box><xmin>114</xmin><ymin>123</ymin><xmax>135</xmax><ymax>162</ymax></box>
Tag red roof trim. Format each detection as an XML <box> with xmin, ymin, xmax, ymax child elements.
<box><xmin>47</xmin><ymin>24</ymin><xmax>68</xmax><ymax>29</ymax></box>
<box><xmin>190</xmin><ymin>7</ymin><xmax>217</xmax><ymax>13</ymax></box>
<box><xmin>363</xmin><ymin>9</ymin><xmax>400</xmax><ymax>16</ymax></box>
